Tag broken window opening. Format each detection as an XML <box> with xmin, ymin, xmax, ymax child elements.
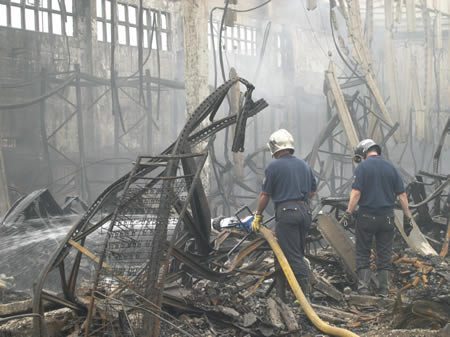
<box><xmin>0</xmin><ymin>136</ymin><xmax>17</xmax><ymax>149</ymax></box>
<box><xmin>0</xmin><ymin>0</ymin><xmax>73</xmax><ymax>36</ymax></box>
<box><xmin>0</xmin><ymin>4</ymin><xmax>6</xmax><ymax>27</ymax></box>
<box><xmin>208</xmin><ymin>21</ymin><xmax>257</xmax><ymax>56</ymax></box>
<box><xmin>96</xmin><ymin>0</ymin><xmax>171</xmax><ymax>51</ymax></box>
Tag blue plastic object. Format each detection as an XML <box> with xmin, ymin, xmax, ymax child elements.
<box><xmin>239</xmin><ymin>215</ymin><xmax>254</xmax><ymax>232</ymax></box>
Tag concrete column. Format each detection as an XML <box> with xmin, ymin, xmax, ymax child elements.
<box><xmin>0</xmin><ymin>148</ymin><xmax>10</xmax><ymax>216</ymax></box>
<box><xmin>448</xmin><ymin>23</ymin><xmax>450</xmax><ymax>112</ymax></box>
<box><xmin>181</xmin><ymin>0</ymin><xmax>210</xmax><ymax>187</ymax></box>
<box><xmin>76</xmin><ymin>0</ymin><xmax>96</xmax><ymax>149</ymax></box>
<box><xmin>182</xmin><ymin>0</ymin><xmax>209</xmax><ymax>117</ymax></box>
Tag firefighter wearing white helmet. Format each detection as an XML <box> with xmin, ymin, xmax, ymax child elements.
<box><xmin>267</xmin><ymin>128</ymin><xmax>295</xmax><ymax>156</ymax></box>
<box><xmin>251</xmin><ymin>129</ymin><xmax>317</xmax><ymax>299</ymax></box>
<box><xmin>342</xmin><ymin>139</ymin><xmax>413</xmax><ymax>297</ymax></box>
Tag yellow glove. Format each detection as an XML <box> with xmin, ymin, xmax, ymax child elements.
<box><xmin>251</xmin><ymin>214</ymin><xmax>263</xmax><ymax>232</ymax></box>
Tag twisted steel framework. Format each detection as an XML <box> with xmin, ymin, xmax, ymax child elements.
<box><xmin>31</xmin><ymin>77</ymin><xmax>268</xmax><ymax>337</ymax></box>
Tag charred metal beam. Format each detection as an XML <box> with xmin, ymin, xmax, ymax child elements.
<box><xmin>180</xmin><ymin>155</ymin><xmax>211</xmax><ymax>255</ymax></box>
<box><xmin>1</xmin><ymin>189</ymin><xmax>62</xmax><ymax>225</ymax></box>
<box><xmin>433</xmin><ymin>118</ymin><xmax>450</xmax><ymax>213</ymax></box>
<box><xmin>171</xmin><ymin>246</ymin><xmax>230</xmax><ymax>282</ymax></box>
<box><xmin>408</xmin><ymin>176</ymin><xmax>433</xmax><ymax>227</ymax></box>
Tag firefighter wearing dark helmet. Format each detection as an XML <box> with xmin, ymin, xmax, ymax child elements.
<box><xmin>342</xmin><ymin>139</ymin><xmax>413</xmax><ymax>297</ymax></box>
<box><xmin>251</xmin><ymin>129</ymin><xmax>317</xmax><ymax>298</ymax></box>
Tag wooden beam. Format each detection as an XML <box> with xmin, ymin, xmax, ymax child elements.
<box><xmin>345</xmin><ymin>294</ymin><xmax>394</xmax><ymax>307</ymax></box>
<box><xmin>67</xmin><ymin>239</ymin><xmax>136</xmax><ymax>287</ymax></box>
<box><xmin>313</xmin><ymin>275</ymin><xmax>344</xmax><ymax>302</ymax></box>
<box><xmin>325</xmin><ymin>62</ymin><xmax>360</xmax><ymax>149</ymax></box>
<box><xmin>274</xmin><ymin>297</ymin><xmax>299</xmax><ymax>331</ymax></box>
<box><xmin>267</xmin><ymin>298</ymin><xmax>284</xmax><ymax>329</ymax></box>
<box><xmin>345</xmin><ymin>0</ymin><xmax>398</xmax><ymax>142</ymax></box>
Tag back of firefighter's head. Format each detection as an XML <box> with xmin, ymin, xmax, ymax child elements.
<box><xmin>353</xmin><ymin>139</ymin><xmax>381</xmax><ymax>163</ymax></box>
<box><xmin>268</xmin><ymin>129</ymin><xmax>295</xmax><ymax>157</ymax></box>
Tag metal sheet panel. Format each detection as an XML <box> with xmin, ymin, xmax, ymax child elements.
<box><xmin>317</xmin><ymin>214</ymin><xmax>357</xmax><ymax>280</ymax></box>
<box><xmin>394</xmin><ymin>210</ymin><xmax>438</xmax><ymax>256</ymax></box>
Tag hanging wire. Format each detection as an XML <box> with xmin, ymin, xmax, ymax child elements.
<box><xmin>218</xmin><ymin>0</ymin><xmax>231</xmax><ymax>84</ymax></box>
<box><xmin>0</xmin><ymin>75</ymin><xmax>75</xmax><ymax>109</ymax></box>
<box><xmin>253</xmin><ymin>21</ymin><xmax>271</xmax><ymax>82</ymax></box>
<box><xmin>123</xmin><ymin>18</ymin><xmax>157</xmax><ymax>81</ymax></box>
<box><xmin>57</xmin><ymin>0</ymin><xmax>71</xmax><ymax>72</ymax></box>
<box><xmin>300</xmin><ymin>0</ymin><xmax>332</xmax><ymax>60</ymax></box>
<box><xmin>210</xmin><ymin>0</ymin><xmax>272</xmax><ymax>88</ymax></box>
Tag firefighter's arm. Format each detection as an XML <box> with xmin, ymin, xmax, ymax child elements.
<box><xmin>255</xmin><ymin>192</ymin><xmax>270</xmax><ymax>215</ymax></box>
<box><xmin>346</xmin><ymin>189</ymin><xmax>361</xmax><ymax>214</ymax></box>
<box><xmin>398</xmin><ymin>192</ymin><xmax>412</xmax><ymax>218</ymax></box>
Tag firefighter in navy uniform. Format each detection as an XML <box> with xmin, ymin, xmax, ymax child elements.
<box><xmin>342</xmin><ymin>139</ymin><xmax>413</xmax><ymax>297</ymax></box>
<box><xmin>251</xmin><ymin>129</ymin><xmax>317</xmax><ymax>297</ymax></box>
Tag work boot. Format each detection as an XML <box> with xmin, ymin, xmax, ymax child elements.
<box><xmin>377</xmin><ymin>270</ymin><xmax>390</xmax><ymax>297</ymax></box>
<box><xmin>357</xmin><ymin>268</ymin><xmax>371</xmax><ymax>295</ymax></box>
<box><xmin>274</xmin><ymin>263</ymin><xmax>287</xmax><ymax>302</ymax></box>
<box><xmin>296</xmin><ymin>275</ymin><xmax>311</xmax><ymax>301</ymax></box>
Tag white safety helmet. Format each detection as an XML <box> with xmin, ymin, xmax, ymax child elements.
<box><xmin>267</xmin><ymin>129</ymin><xmax>295</xmax><ymax>156</ymax></box>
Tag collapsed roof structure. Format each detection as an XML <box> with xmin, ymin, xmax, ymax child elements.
<box><xmin>0</xmin><ymin>1</ymin><xmax>449</xmax><ymax>337</ymax></box>
<box><xmin>0</xmin><ymin>67</ymin><xmax>448</xmax><ymax>336</ymax></box>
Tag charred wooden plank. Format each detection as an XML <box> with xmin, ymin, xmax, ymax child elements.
<box><xmin>274</xmin><ymin>297</ymin><xmax>299</xmax><ymax>332</ymax></box>
<box><xmin>266</xmin><ymin>298</ymin><xmax>284</xmax><ymax>329</ymax></box>
<box><xmin>312</xmin><ymin>274</ymin><xmax>344</xmax><ymax>302</ymax></box>
<box><xmin>345</xmin><ymin>294</ymin><xmax>394</xmax><ymax>307</ymax></box>
<box><xmin>316</xmin><ymin>214</ymin><xmax>357</xmax><ymax>280</ymax></box>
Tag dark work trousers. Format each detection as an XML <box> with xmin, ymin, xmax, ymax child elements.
<box><xmin>275</xmin><ymin>201</ymin><xmax>312</xmax><ymax>283</ymax></box>
<box><xmin>355</xmin><ymin>213</ymin><xmax>395</xmax><ymax>271</ymax></box>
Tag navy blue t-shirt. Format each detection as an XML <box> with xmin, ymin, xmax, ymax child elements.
<box><xmin>352</xmin><ymin>155</ymin><xmax>405</xmax><ymax>216</ymax></box>
<box><xmin>262</xmin><ymin>155</ymin><xmax>317</xmax><ymax>206</ymax></box>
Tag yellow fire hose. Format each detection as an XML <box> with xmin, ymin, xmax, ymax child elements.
<box><xmin>260</xmin><ymin>226</ymin><xmax>360</xmax><ymax>337</ymax></box>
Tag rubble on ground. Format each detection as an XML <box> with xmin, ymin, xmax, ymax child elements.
<box><xmin>1</xmin><ymin>220</ymin><xmax>448</xmax><ymax>337</ymax></box>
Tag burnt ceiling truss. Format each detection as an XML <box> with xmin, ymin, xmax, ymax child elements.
<box><xmin>307</xmin><ymin>62</ymin><xmax>400</xmax><ymax>199</ymax></box>
<box><xmin>304</xmin><ymin>60</ymin><xmax>443</xmax><ymax>257</ymax></box>
<box><xmin>31</xmin><ymin>78</ymin><xmax>268</xmax><ymax>337</ymax></box>
<box><xmin>308</xmin><ymin>1</ymin><xmax>450</xmax><ymax>258</ymax></box>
